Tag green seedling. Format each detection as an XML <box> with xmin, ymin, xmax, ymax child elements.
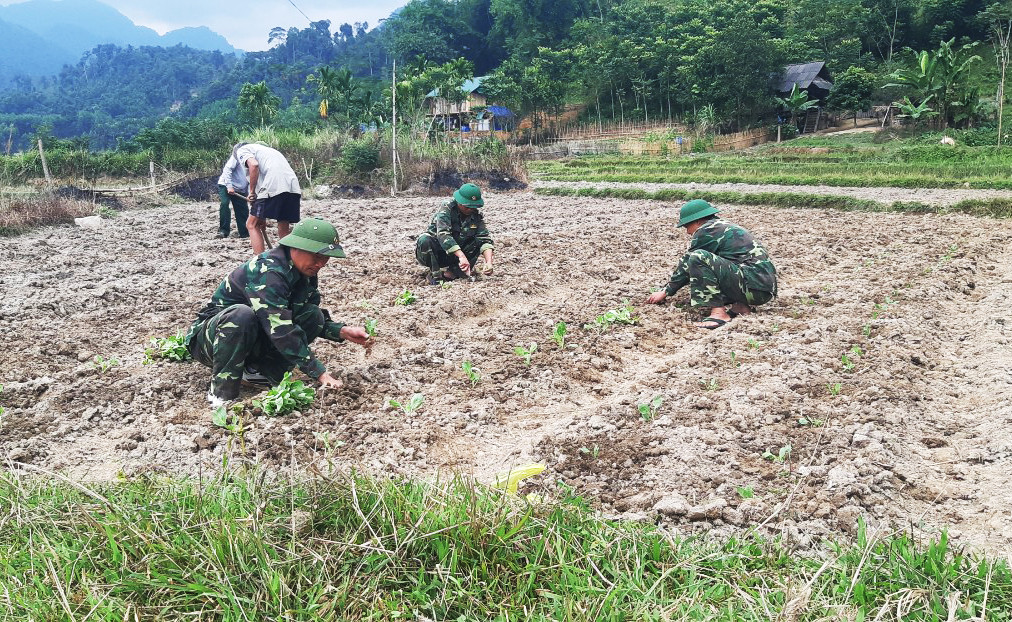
<box><xmin>253</xmin><ymin>372</ymin><xmax>315</xmax><ymax>417</ymax></box>
<box><xmin>364</xmin><ymin>318</ymin><xmax>379</xmax><ymax>337</ymax></box>
<box><xmin>313</xmin><ymin>431</ymin><xmax>345</xmax><ymax>453</ymax></box>
<box><xmin>798</xmin><ymin>416</ymin><xmax>825</xmax><ymax>427</ymax></box>
<box><xmin>746</xmin><ymin>338</ymin><xmax>762</xmax><ymax>350</ymax></box>
<box><xmin>700</xmin><ymin>378</ymin><xmax>719</xmax><ymax>391</ymax></box>
<box><xmin>579</xmin><ymin>444</ymin><xmax>600</xmax><ymax>459</ymax></box>
<box><xmin>461</xmin><ymin>360</ymin><xmax>481</xmax><ymax>387</ymax></box>
<box><xmin>551</xmin><ymin>321</ymin><xmax>568</xmax><ymax>349</ymax></box>
<box><xmin>212</xmin><ymin>403</ymin><xmax>245</xmax><ymax>434</ymax></box>
<box><xmin>841</xmin><ymin>353</ymin><xmax>856</xmax><ymax>371</ymax></box>
<box><xmin>388</xmin><ymin>393</ymin><xmax>424</xmax><ymax>415</ymax></box>
<box><xmin>143</xmin><ymin>333</ymin><xmax>191</xmax><ymax>364</ymax></box>
<box><xmin>514</xmin><ymin>343</ymin><xmax>538</xmax><ymax>366</ymax></box>
<box><xmin>730</xmin><ymin>351</ymin><xmax>741</xmax><ymax>368</ymax></box>
<box><xmin>91</xmin><ymin>355</ymin><xmax>120</xmax><ymax>373</ymax></box>
<box><xmin>637</xmin><ymin>395</ymin><xmax>664</xmax><ymax>421</ymax></box>
<box><xmin>355</xmin><ymin>300</ymin><xmax>377</xmax><ymax>311</ymax></box>
<box><xmin>770</xmin><ymin>323</ymin><xmax>781</xmax><ymax>333</ymax></box>
<box><xmin>827</xmin><ymin>382</ymin><xmax>842</xmax><ymax>396</ymax></box>
<box><xmin>862</xmin><ymin>323</ymin><xmax>871</xmax><ymax>337</ymax></box>
<box><xmin>800</xmin><ymin>296</ymin><xmax>815</xmax><ymax>306</ymax></box>
<box><xmin>737</xmin><ymin>486</ymin><xmax>754</xmax><ymax>499</ymax></box>
<box><xmin>850</xmin><ymin>345</ymin><xmax>863</xmax><ymax>357</ymax></box>
<box><xmin>762</xmin><ymin>444</ymin><xmax>792</xmax><ymax>464</ymax></box>
<box><xmin>441</xmin><ymin>281</ymin><xmax>453</xmax><ymax>290</ymax></box>
<box><xmin>584</xmin><ymin>301</ymin><xmax>637</xmax><ymax>331</ymax></box>
<box><xmin>395</xmin><ymin>289</ymin><xmax>417</xmax><ymax>305</ymax></box>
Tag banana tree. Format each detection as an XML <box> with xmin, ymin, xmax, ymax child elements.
<box><xmin>775</xmin><ymin>83</ymin><xmax>819</xmax><ymax>125</ymax></box>
<box><xmin>893</xmin><ymin>95</ymin><xmax>937</xmax><ymax>123</ymax></box>
<box><xmin>885</xmin><ymin>39</ymin><xmax>981</xmax><ymax>128</ymax></box>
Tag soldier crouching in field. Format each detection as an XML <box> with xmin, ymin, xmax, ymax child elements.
<box><xmin>646</xmin><ymin>199</ymin><xmax>777</xmax><ymax>329</ymax></box>
<box><xmin>415</xmin><ymin>183</ymin><xmax>494</xmax><ymax>285</ymax></box>
<box><xmin>185</xmin><ymin>218</ymin><xmax>373</xmax><ymax>406</ymax></box>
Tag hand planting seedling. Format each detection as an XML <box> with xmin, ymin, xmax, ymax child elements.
<box><xmin>143</xmin><ymin>333</ymin><xmax>191</xmax><ymax>364</ymax></box>
<box><xmin>637</xmin><ymin>395</ymin><xmax>664</xmax><ymax>421</ymax></box>
<box><xmin>253</xmin><ymin>372</ymin><xmax>315</xmax><ymax>417</ymax></box>
<box><xmin>395</xmin><ymin>289</ymin><xmax>417</xmax><ymax>305</ymax></box>
<box><xmin>91</xmin><ymin>355</ymin><xmax>120</xmax><ymax>373</ymax></box>
<box><xmin>584</xmin><ymin>301</ymin><xmax>637</xmax><ymax>331</ymax></box>
<box><xmin>388</xmin><ymin>393</ymin><xmax>424</xmax><ymax>415</ymax></box>
<box><xmin>461</xmin><ymin>360</ymin><xmax>481</xmax><ymax>387</ymax></box>
<box><xmin>551</xmin><ymin>321</ymin><xmax>568</xmax><ymax>348</ymax></box>
<box><xmin>364</xmin><ymin>318</ymin><xmax>379</xmax><ymax>338</ymax></box>
<box><xmin>762</xmin><ymin>444</ymin><xmax>792</xmax><ymax>464</ymax></box>
<box><xmin>514</xmin><ymin>343</ymin><xmax>538</xmax><ymax>366</ymax></box>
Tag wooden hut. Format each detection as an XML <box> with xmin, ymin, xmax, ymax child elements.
<box><xmin>777</xmin><ymin>61</ymin><xmax>834</xmax><ymax>133</ymax></box>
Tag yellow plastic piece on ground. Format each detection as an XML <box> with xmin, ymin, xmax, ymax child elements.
<box><xmin>494</xmin><ymin>463</ymin><xmax>546</xmax><ymax>495</ymax></box>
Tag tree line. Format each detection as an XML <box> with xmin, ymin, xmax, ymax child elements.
<box><xmin>0</xmin><ymin>0</ymin><xmax>1008</xmax><ymax>151</ymax></box>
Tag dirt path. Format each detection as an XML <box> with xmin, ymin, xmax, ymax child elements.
<box><xmin>532</xmin><ymin>180</ymin><xmax>1012</xmax><ymax>206</ymax></box>
<box><xmin>2</xmin><ymin>192</ymin><xmax>1012</xmax><ymax>554</ymax></box>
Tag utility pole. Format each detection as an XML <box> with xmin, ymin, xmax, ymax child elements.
<box><xmin>392</xmin><ymin>59</ymin><xmax>398</xmax><ymax>196</ymax></box>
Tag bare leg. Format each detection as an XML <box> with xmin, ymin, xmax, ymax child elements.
<box><xmin>247</xmin><ymin>215</ymin><xmax>265</xmax><ymax>254</ymax></box>
<box><xmin>729</xmin><ymin>302</ymin><xmax>753</xmax><ymax>316</ymax></box>
<box><xmin>278</xmin><ymin>221</ymin><xmax>292</xmax><ymax>239</ymax></box>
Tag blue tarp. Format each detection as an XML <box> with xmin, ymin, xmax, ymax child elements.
<box><xmin>487</xmin><ymin>105</ymin><xmax>514</xmax><ymax>117</ymax></box>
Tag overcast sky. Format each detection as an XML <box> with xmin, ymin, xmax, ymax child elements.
<box><xmin>2</xmin><ymin>0</ymin><xmax>408</xmax><ymax>51</ymax></box>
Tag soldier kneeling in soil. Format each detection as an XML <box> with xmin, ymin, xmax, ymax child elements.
<box><xmin>415</xmin><ymin>183</ymin><xmax>494</xmax><ymax>285</ymax></box>
<box><xmin>646</xmin><ymin>199</ymin><xmax>777</xmax><ymax>329</ymax></box>
<box><xmin>184</xmin><ymin>218</ymin><xmax>373</xmax><ymax>406</ymax></box>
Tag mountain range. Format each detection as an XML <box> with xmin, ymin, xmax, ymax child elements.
<box><xmin>0</xmin><ymin>0</ymin><xmax>238</xmax><ymax>86</ymax></box>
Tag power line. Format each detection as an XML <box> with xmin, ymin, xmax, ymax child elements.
<box><xmin>285</xmin><ymin>0</ymin><xmax>312</xmax><ymax>23</ymax></box>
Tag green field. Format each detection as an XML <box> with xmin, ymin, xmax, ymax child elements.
<box><xmin>531</xmin><ymin>135</ymin><xmax>1012</xmax><ymax>189</ymax></box>
<box><xmin>2</xmin><ymin>469</ymin><xmax>1010</xmax><ymax>620</ymax></box>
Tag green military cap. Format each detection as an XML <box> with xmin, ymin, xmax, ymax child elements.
<box><xmin>677</xmin><ymin>199</ymin><xmax>720</xmax><ymax>227</ymax></box>
<box><xmin>279</xmin><ymin>217</ymin><xmax>346</xmax><ymax>257</ymax></box>
<box><xmin>453</xmin><ymin>183</ymin><xmax>484</xmax><ymax>208</ymax></box>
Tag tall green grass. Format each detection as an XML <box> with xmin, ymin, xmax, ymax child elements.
<box><xmin>534</xmin><ymin>186</ymin><xmax>1012</xmax><ymax>219</ymax></box>
<box><xmin>1</xmin><ymin>468</ymin><xmax>1009</xmax><ymax>620</ymax></box>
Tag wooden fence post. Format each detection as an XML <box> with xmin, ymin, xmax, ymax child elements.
<box><xmin>149</xmin><ymin>161</ymin><xmax>155</xmax><ymax>189</ymax></box>
<box><xmin>37</xmin><ymin>139</ymin><xmax>52</xmax><ymax>187</ymax></box>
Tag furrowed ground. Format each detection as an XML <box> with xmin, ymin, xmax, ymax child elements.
<box><xmin>2</xmin><ymin>174</ymin><xmax>1012</xmax><ymax>557</ymax></box>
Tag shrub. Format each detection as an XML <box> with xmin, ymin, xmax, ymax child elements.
<box><xmin>341</xmin><ymin>138</ymin><xmax>381</xmax><ymax>174</ymax></box>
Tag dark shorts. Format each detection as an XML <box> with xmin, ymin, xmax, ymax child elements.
<box><xmin>251</xmin><ymin>192</ymin><xmax>301</xmax><ymax>223</ymax></box>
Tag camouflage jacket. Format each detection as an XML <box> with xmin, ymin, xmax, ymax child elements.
<box><xmin>185</xmin><ymin>246</ymin><xmax>344</xmax><ymax>379</ymax></box>
<box><xmin>665</xmin><ymin>218</ymin><xmax>777</xmax><ymax>296</ymax></box>
<box><xmin>426</xmin><ymin>199</ymin><xmax>494</xmax><ymax>259</ymax></box>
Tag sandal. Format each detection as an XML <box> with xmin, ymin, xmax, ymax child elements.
<box><xmin>695</xmin><ymin>317</ymin><xmax>728</xmax><ymax>330</ymax></box>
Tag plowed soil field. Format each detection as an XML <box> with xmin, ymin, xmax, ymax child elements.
<box><xmin>3</xmin><ymin>193</ymin><xmax>1011</xmax><ymax>553</ymax></box>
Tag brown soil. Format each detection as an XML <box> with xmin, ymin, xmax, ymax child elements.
<box><xmin>2</xmin><ymin>194</ymin><xmax>1011</xmax><ymax>554</ymax></box>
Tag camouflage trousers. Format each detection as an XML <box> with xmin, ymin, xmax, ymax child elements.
<box><xmin>680</xmin><ymin>250</ymin><xmax>775</xmax><ymax>309</ymax></box>
<box><xmin>188</xmin><ymin>304</ymin><xmax>324</xmax><ymax>400</ymax></box>
<box><xmin>414</xmin><ymin>232</ymin><xmax>476</xmax><ymax>277</ymax></box>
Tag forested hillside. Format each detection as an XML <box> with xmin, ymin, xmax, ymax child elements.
<box><xmin>0</xmin><ymin>0</ymin><xmax>1006</xmax><ymax>150</ymax></box>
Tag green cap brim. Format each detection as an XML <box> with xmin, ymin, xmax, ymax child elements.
<box><xmin>279</xmin><ymin>234</ymin><xmax>346</xmax><ymax>258</ymax></box>
<box><xmin>678</xmin><ymin>207</ymin><xmax>720</xmax><ymax>227</ymax></box>
<box><xmin>453</xmin><ymin>188</ymin><xmax>484</xmax><ymax>208</ymax></box>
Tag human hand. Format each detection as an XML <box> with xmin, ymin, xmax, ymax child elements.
<box><xmin>646</xmin><ymin>291</ymin><xmax>667</xmax><ymax>305</ymax></box>
<box><xmin>318</xmin><ymin>371</ymin><xmax>344</xmax><ymax>390</ymax></box>
<box><xmin>457</xmin><ymin>256</ymin><xmax>471</xmax><ymax>275</ymax></box>
<box><xmin>480</xmin><ymin>263</ymin><xmax>493</xmax><ymax>276</ymax></box>
<box><xmin>247</xmin><ymin>191</ymin><xmax>257</xmax><ymax>203</ymax></box>
<box><xmin>340</xmin><ymin>325</ymin><xmax>373</xmax><ymax>347</ymax></box>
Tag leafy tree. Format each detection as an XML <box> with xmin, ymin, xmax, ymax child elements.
<box><xmin>979</xmin><ymin>1</ymin><xmax>1012</xmax><ymax>143</ymax></box>
<box><xmin>828</xmin><ymin>66</ymin><xmax>875</xmax><ymax>126</ymax></box>
<box><xmin>776</xmin><ymin>83</ymin><xmax>819</xmax><ymax>126</ymax></box>
<box><xmin>238</xmin><ymin>81</ymin><xmax>281</xmax><ymax>127</ymax></box>
<box><xmin>307</xmin><ymin>66</ymin><xmax>357</xmax><ymax>120</ymax></box>
<box><xmin>885</xmin><ymin>38</ymin><xmax>982</xmax><ymax>127</ymax></box>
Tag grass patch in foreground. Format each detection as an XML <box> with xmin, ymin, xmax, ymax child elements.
<box><xmin>1</xmin><ymin>468</ymin><xmax>1010</xmax><ymax>620</ymax></box>
<box><xmin>535</xmin><ymin>186</ymin><xmax>1012</xmax><ymax>219</ymax></box>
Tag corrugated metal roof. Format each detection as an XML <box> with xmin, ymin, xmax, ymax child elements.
<box><xmin>487</xmin><ymin>105</ymin><xmax>513</xmax><ymax>117</ymax></box>
<box><xmin>426</xmin><ymin>76</ymin><xmax>488</xmax><ymax>99</ymax></box>
<box><xmin>777</xmin><ymin>62</ymin><xmax>826</xmax><ymax>92</ymax></box>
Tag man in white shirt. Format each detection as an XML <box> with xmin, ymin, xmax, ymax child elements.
<box><xmin>231</xmin><ymin>142</ymin><xmax>302</xmax><ymax>253</ymax></box>
<box><xmin>215</xmin><ymin>145</ymin><xmax>250</xmax><ymax>239</ymax></box>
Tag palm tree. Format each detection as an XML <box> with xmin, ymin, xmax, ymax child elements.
<box><xmin>238</xmin><ymin>81</ymin><xmax>280</xmax><ymax>127</ymax></box>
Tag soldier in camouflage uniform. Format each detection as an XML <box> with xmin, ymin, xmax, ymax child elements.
<box><xmin>185</xmin><ymin>218</ymin><xmax>373</xmax><ymax>405</ymax></box>
<box><xmin>646</xmin><ymin>199</ymin><xmax>777</xmax><ymax>329</ymax></box>
<box><xmin>415</xmin><ymin>183</ymin><xmax>494</xmax><ymax>284</ymax></box>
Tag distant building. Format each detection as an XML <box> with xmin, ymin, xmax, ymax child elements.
<box><xmin>425</xmin><ymin>76</ymin><xmax>515</xmax><ymax>132</ymax></box>
<box><xmin>777</xmin><ymin>61</ymin><xmax>835</xmax><ymax>133</ymax></box>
